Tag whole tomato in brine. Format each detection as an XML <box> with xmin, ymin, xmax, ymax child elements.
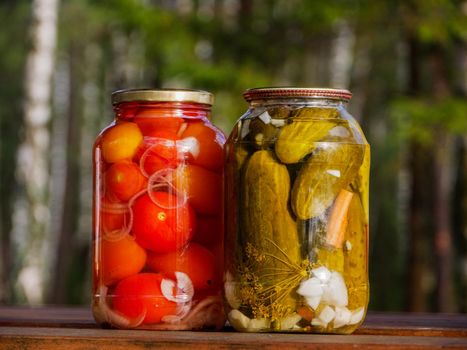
<box><xmin>132</xmin><ymin>192</ymin><xmax>196</xmax><ymax>253</ymax></box>
<box><xmin>181</xmin><ymin>121</ymin><xmax>225</xmax><ymax>172</ymax></box>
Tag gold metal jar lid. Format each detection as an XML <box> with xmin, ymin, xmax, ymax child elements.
<box><xmin>243</xmin><ymin>87</ymin><xmax>352</xmax><ymax>102</ymax></box>
<box><xmin>112</xmin><ymin>88</ymin><xmax>214</xmax><ymax>105</ymax></box>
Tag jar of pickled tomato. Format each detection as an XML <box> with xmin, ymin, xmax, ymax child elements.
<box><xmin>92</xmin><ymin>89</ymin><xmax>226</xmax><ymax>330</ymax></box>
<box><xmin>224</xmin><ymin>88</ymin><xmax>370</xmax><ymax>333</ymax></box>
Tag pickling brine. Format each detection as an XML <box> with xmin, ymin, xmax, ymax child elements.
<box><xmin>224</xmin><ymin>88</ymin><xmax>370</xmax><ymax>333</ymax></box>
<box><xmin>92</xmin><ymin>89</ymin><xmax>225</xmax><ymax>330</ymax></box>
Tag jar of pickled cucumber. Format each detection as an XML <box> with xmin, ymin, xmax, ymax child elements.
<box><xmin>92</xmin><ymin>89</ymin><xmax>226</xmax><ymax>330</ymax></box>
<box><xmin>224</xmin><ymin>87</ymin><xmax>370</xmax><ymax>333</ymax></box>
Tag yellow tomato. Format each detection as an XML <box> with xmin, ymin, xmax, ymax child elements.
<box><xmin>101</xmin><ymin>122</ymin><xmax>143</xmax><ymax>163</ymax></box>
<box><xmin>100</xmin><ymin>235</ymin><xmax>147</xmax><ymax>286</ymax></box>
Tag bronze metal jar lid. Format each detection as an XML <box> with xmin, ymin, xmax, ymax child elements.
<box><xmin>243</xmin><ymin>87</ymin><xmax>352</xmax><ymax>102</ymax></box>
<box><xmin>112</xmin><ymin>88</ymin><xmax>214</xmax><ymax>105</ymax></box>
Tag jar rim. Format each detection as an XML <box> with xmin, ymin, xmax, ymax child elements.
<box><xmin>243</xmin><ymin>87</ymin><xmax>352</xmax><ymax>102</ymax></box>
<box><xmin>112</xmin><ymin>88</ymin><xmax>214</xmax><ymax>105</ymax></box>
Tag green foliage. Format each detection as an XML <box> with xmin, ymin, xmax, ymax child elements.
<box><xmin>391</xmin><ymin>97</ymin><xmax>467</xmax><ymax>145</ymax></box>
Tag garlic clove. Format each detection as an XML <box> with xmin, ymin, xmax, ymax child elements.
<box><xmin>349</xmin><ymin>307</ymin><xmax>365</xmax><ymax>325</ymax></box>
<box><xmin>280</xmin><ymin>313</ymin><xmax>302</xmax><ymax>330</ymax></box>
<box><xmin>228</xmin><ymin>309</ymin><xmax>251</xmax><ymax>330</ymax></box>
<box><xmin>248</xmin><ymin>318</ymin><xmax>270</xmax><ymax>330</ymax></box>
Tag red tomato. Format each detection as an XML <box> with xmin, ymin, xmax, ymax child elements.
<box><xmin>135</xmin><ymin>130</ymin><xmax>180</xmax><ymax>176</ymax></box>
<box><xmin>105</xmin><ymin>161</ymin><xmax>147</xmax><ymax>202</ymax></box>
<box><xmin>100</xmin><ymin>122</ymin><xmax>143</xmax><ymax>163</ymax></box>
<box><xmin>100</xmin><ymin>235</ymin><xmax>146</xmax><ymax>286</ymax></box>
<box><xmin>194</xmin><ymin>215</ymin><xmax>223</xmax><ymax>246</ymax></box>
<box><xmin>132</xmin><ymin>192</ymin><xmax>195</xmax><ymax>253</ymax></box>
<box><xmin>181</xmin><ymin>121</ymin><xmax>225</xmax><ymax>172</ymax></box>
<box><xmin>113</xmin><ymin>273</ymin><xmax>177</xmax><ymax>324</ymax></box>
<box><xmin>147</xmin><ymin>243</ymin><xmax>216</xmax><ymax>292</ymax></box>
<box><xmin>134</xmin><ymin>109</ymin><xmax>184</xmax><ymax>135</ymax></box>
<box><xmin>173</xmin><ymin>164</ymin><xmax>222</xmax><ymax>215</ymax></box>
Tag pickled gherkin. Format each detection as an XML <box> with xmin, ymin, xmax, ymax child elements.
<box><xmin>291</xmin><ymin>143</ymin><xmax>364</xmax><ymax>220</ymax></box>
<box><xmin>240</xmin><ymin>150</ymin><xmax>303</xmax><ymax>327</ymax></box>
<box><xmin>225</xmin><ymin>88</ymin><xmax>370</xmax><ymax>334</ymax></box>
<box><xmin>275</xmin><ymin>108</ymin><xmax>339</xmax><ymax>164</ymax></box>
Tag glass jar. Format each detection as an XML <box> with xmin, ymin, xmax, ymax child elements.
<box><xmin>92</xmin><ymin>89</ymin><xmax>226</xmax><ymax>330</ymax></box>
<box><xmin>224</xmin><ymin>87</ymin><xmax>370</xmax><ymax>333</ymax></box>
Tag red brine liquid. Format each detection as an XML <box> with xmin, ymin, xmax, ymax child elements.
<box><xmin>92</xmin><ymin>90</ymin><xmax>226</xmax><ymax>330</ymax></box>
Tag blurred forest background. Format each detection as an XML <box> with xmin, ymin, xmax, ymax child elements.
<box><xmin>0</xmin><ymin>0</ymin><xmax>466</xmax><ymax>312</ymax></box>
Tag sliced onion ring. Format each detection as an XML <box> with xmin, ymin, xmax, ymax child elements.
<box><xmin>147</xmin><ymin>168</ymin><xmax>187</xmax><ymax>209</ymax></box>
<box><xmin>93</xmin><ymin>285</ymin><xmax>146</xmax><ymax>329</ymax></box>
<box><xmin>161</xmin><ymin>272</ymin><xmax>194</xmax><ymax>303</ymax></box>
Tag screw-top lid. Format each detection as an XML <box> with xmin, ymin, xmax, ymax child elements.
<box><xmin>112</xmin><ymin>88</ymin><xmax>214</xmax><ymax>105</ymax></box>
<box><xmin>243</xmin><ymin>87</ymin><xmax>352</xmax><ymax>102</ymax></box>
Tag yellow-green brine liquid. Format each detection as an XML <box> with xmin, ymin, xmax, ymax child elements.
<box><xmin>224</xmin><ymin>88</ymin><xmax>370</xmax><ymax>333</ymax></box>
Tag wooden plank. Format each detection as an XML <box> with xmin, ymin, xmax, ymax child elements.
<box><xmin>0</xmin><ymin>306</ymin><xmax>94</xmax><ymax>329</ymax></box>
<box><xmin>0</xmin><ymin>326</ymin><xmax>467</xmax><ymax>350</ymax></box>
<box><xmin>1</xmin><ymin>307</ymin><xmax>466</xmax><ymax>337</ymax></box>
<box><xmin>358</xmin><ymin>312</ymin><xmax>467</xmax><ymax>337</ymax></box>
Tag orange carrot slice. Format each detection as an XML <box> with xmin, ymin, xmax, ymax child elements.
<box><xmin>326</xmin><ymin>189</ymin><xmax>353</xmax><ymax>248</ymax></box>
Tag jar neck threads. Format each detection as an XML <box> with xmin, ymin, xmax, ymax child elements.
<box><xmin>114</xmin><ymin>101</ymin><xmax>211</xmax><ymax>121</ymax></box>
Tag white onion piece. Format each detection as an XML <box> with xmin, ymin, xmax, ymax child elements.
<box><xmin>297</xmin><ymin>277</ymin><xmax>323</xmax><ymax>297</ymax></box>
<box><xmin>318</xmin><ymin>305</ymin><xmax>336</xmax><ymax>325</ymax></box>
<box><xmin>95</xmin><ymin>285</ymin><xmax>146</xmax><ymax>329</ymax></box>
<box><xmin>349</xmin><ymin>307</ymin><xmax>365</xmax><ymax>325</ymax></box>
<box><xmin>177</xmin><ymin>136</ymin><xmax>200</xmax><ymax>159</ymax></box>
<box><xmin>333</xmin><ymin>306</ymin><xmax>352</xmax><ymax>328</ymax></box>
<box><xmin>311</xmin><ymin>266</ymin><xmax>332</xmax><ymax>283</ymax></box>
<box><xmin>240</xmin><ymin>119</ymin><xmax>251</xmax><ymax>138</ymax></box>
<box><xmin>161</xmin><ymin>272</ymin><xmax>194</xmax><ymax>303</ymax></box>
<box><xmin>305</xmin><ymin>295</ymin><xmax>321</xmax><ymax>310</ymax></box>
<box><xmin>321</xmin><ymin>272</ymin><xmax>348</xmax><ymax>307</ymax></box>
<box><xmin>270</xmin><ymin>119</ymin><xmax>286</xmax><ymax>127</ymax></box>
<box><xmin>311</xmin><ymin>318</ymin><xmax>326</xmax><ymax>327</ymax></box>
<box><xmin>258</xmin><ymin>111</ymin><xmax>272</xmax><ymax>124</ymax></box>
<box><xmin>326</xmin><ymin>169</ymin><xmax>341</xmax><ymax>178</ymax></box>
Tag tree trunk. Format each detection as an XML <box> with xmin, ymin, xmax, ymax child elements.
<box><xmin>48</xmin><ymin>43</ymin><xmax>83</xmax><ymax>303</ymax></box>
<box><xmin>15</xmin><ymin>0</ymin><xmax>59</xmax><ymax>304</ymax></box>
<box><xmin>430</xmin><ymin>47</ymin><xmax>456</xmax><ymax>312</ymax></box>
<box><xmin>406</xmin><ymin>36</ymin><xmax>432</xmax><ymax>312</ymax></box>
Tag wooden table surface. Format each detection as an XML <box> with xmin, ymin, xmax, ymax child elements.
<box><xmin>0</xmin><ymin>307</ymin><xmax>466</xmax><ymax>349</ymax></box>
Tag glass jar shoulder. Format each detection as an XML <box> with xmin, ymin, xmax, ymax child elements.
<box><xmin>228</xmin><ymin>104</ymin><xmax>367</xmax><ymax>152</ymax></box>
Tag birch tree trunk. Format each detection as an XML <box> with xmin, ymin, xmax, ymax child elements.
<box><xmin>15</xmin><ymin>0</ymin><xmax>59</xmax><ymax>304</ymax></box>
